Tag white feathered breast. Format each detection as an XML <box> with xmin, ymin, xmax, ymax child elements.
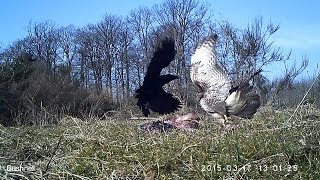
<box><xmin>190</xmin><ymin>35</ymin><xmax>231</xmax><ymax>111</ymax></box>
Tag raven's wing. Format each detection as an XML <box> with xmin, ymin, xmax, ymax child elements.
<box><xmin>135</xmin><ymin>37</ymin><xmax>179</xmax><ymax>116</ymax></box>
<box><xmin>148</xmin><ymin>89</ymin><xmax>181</xmax><ymax>115</ymax></box>
<box><xmin>135</xmin><ymin>87</ymin><xmax>181</xmax><ymax>117</ymax></box>
<box><xmin>145</xmin><ymin>38</ymin><xmax>176</xmax><ymax>79</ymax></box>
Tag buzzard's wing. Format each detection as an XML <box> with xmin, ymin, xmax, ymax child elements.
<box><xmin>190</xmin><ymin>34</ymin><xmax>260</xmax><ymax>119</ymax></box>
<box><xmin>225</xmin><ymin>82</ymin><xmax>260</xmax><ymax>118</ymax></box>
<box><xmin>226</xmin><ymin>69</ymin><xmax>262</xmax><ymax>118</ymax></box>
<box><xmin>190</xmin><ymin>34</ymin><xmax>231</xmax><ymax>112</ymax></box>
<box><xmin>145</xmin><ymin>38</ymin><xmax>176</xmax><ymax>79</ymax></box>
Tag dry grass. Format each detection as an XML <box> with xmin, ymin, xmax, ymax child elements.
<box><xmin>0</xmin><ymin>104</ymin><xmax>319</xmax><ymax>179</ymax></box>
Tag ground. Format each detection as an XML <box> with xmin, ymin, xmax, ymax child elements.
<box><xmin>0</xmin><ymin>105</ymin><xmax>319</xmax><ymax>179</ymax></box>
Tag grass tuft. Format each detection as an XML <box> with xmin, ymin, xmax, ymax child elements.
<box><xmin>0</xmin><ymin>105</ymin><xmax>319</xmax><ymax>179</ymax></box>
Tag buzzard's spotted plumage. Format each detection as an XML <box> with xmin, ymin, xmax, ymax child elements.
<box><xmin>135</xmin><ymin>38</ymin><xmax>181</xmax><ymax>116</ymax></box>
<box><xmin>190</xmin><ymin>34</ymin><xmax>260</xmax><ymax>127</ymax></box>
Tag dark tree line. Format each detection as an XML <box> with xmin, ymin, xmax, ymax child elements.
<box><xmin>0</xmin><ymin>0</ymin><xmax>311</xmax><ymax>125</ymax></box>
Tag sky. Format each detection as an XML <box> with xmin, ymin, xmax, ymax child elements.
<box><xmin>1</xmin><ymin>0</ymin><xmax>319</xmax><ymax>80</ymax></box>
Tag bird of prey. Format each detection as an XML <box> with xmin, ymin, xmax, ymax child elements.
<box><xmin>135</xmin><ymin>37</ymin><xmax>181</xmax><ymax>116</ymax></box>
<box><xmin>190</xmin><ymin>34</ymin><xmax>261</xmax><ymax>128</ymax></box>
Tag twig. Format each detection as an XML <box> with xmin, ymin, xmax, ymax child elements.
<box><xmin>129</xmin><ymin>117</ymin><xmax>159</xmax><ymax>120</ymax></box>
<box><xmin>63</xmin><ymin>170</ymin><xmax>91</xmax><ymax>180</ymax></box>
<box><xmin>7</xmin><ymin>172</ymin><xmax>30</xmax><ymax>180</ymax></box>
<box><xmin>0</xmin><ymin>126</ymin><xmax>11</xmax><ymax>136</ymax></box>
<box><xmin>44</xmin><ymin>135</ymin><xmax>64</xmax><ymax>174</ymax></box>
<box><xmin>287</xmin><ymin>71</ymin><xmax>319</xmax><ymax>122</ymax></box>
<box><xmin>178</xmin><ymin>144</ymin><xmax>199</xmax><ymax>156</ymax></box>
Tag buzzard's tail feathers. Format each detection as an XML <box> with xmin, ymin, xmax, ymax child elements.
<box><xmin>225</xmin><ymin>82</ymin><xmax>260</xmax><ymax>119</ymax></box>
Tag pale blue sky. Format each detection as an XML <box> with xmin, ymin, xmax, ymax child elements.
<box><xmin>1</xmin><ymin>0</ymin><xmax>319</xmax><ymax>79</ymax></box>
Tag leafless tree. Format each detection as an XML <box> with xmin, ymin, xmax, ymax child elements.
<box><xmin>128</xmin><ymin>7</ymin><xmax>154</xmax><ymax>88</ymax></box>
<box><xmin>217</xmin><ymin>17</ymin><xmax>280</xmax><ymax>80</ymax></box>
<box><xmin>96</xmin><ymin>14</ymin><xmax>122</xmax><ymax>97</ymax></box>
<box><xmin>118</xmin><ymin>21</ymin><xmax>134</xmax><ymax>101</ymax></box>
<box><xmin>216</xmin><ymin>17</ymin><xmax>309</xmax><ymax>104</ymax></box>
<box><xmin>153</xmin><ymin>0</ymin><xmax>212</xmax><ymax>103</ymax></box>
<box><xmin>57</xmin><ymin>25</ymin><xmax>78</xmax><ymax>78</ymax></box>
<box><xmin>76</xmin><ymin>25</ymin><xmax>102</xmax><ymax>90</ymax></box>
<box><xmin>27</xmin><ymin>21</ymin><xmax>60</xmax><ymax>74</ymax></box>
<box><xmin>269</xmin><ymin>56</ymin><xmax>309</xmax><ymax>106</ymax></box>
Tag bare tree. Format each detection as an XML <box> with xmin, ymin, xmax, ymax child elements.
<box><xmin>128</xmin><ymin>7</ymin><xmax>154</xmax><ymax>88</ymax></box>
<box><xmin>153</xmin><ymin>0</ymin><xmax>212</xmax><ymax>103</ymax></box>
<box><xmin>75</xmin><ymin>27</ymin><xmax>92</xmax><ymax>89</ymax></box>
<box><xmin>216</xmin><ymin>17</ymin><xmax>297</xmax><ymax>104</ymax></box>
<box><xmin>27</xmin><ymin>21</ymin><xmax>60</xmax><ymax>75</ymax></box>
<box><xmin>118</xmin><ymin>21</ymin><xmax>134</xmax><ymax>100</ymax></box>
<box><xmin>269</xmin><ymin>56</ymin><xmax>309</xmax><ymax>106</ymax></box>
<box><xmin>95</xmin><ymin>14</ymin><xmax>122</xmax><ymax>99</ymax></box>
<box><xmin>217</xmin><ymin>17</ymin><xmax>280</xmax><ymax>80</ymax></box>
<box><xmin>57</xmin><ymin>25</ymin><xmax>78</xmax><ymax>78</ymax></box>
<box><xmin>76</xmin><ymin>25</ymin><xmax>103</xmax><ymax>91</ymax></box>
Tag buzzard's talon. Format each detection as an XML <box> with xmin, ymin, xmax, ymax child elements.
<box><xmin>224</xmin><ymin>115</ymin><xmax>228</xmax><ymax>122</ymax></box>
<box><xmin>223</xmin><ymin>124</ymin><xmax>239</xmax><ymax>133</ymax></box>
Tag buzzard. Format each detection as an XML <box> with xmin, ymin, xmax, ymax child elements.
<box><xmin>135</xmin><ymin>37</ymin><xmax>181</xmax><ymax>116</ymax></box>
<box><xmin>190</xmin><ymin>34</ymin><xmax>261</xmax><ymax>128</ymax></box>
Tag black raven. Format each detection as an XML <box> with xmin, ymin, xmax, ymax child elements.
<box><xmin>135</xmin><ymin>38</ymin><xmax>181</xmax><ymax>116</ymax></box>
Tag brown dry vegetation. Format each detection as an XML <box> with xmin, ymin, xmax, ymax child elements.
<box><xmin>1</xmin><ymin>0</ymin><xmax>320</xmax><ymax>179</ymax></box>
<box><xmin>0</xmin><ymin>103</ymin><xmax>319</xmax><ymax>179</ymax></box>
